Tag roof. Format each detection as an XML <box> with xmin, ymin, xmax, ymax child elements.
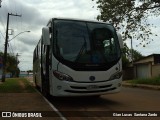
<box><xmin>47</xmin><ymin>17</ymin><xmax>111</xmax><ymax>26</ymax></box>
<box><xmin>134</xmin><ymin>54</ymin><xmax>160</xmax><ymax>62</ymax></box>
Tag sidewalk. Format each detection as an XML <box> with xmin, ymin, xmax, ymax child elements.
<box><xmin>0</xmin><ymin>78</ymin><xmax>62</xmax><ymax>120</ymax></box>
<box><xmin>122</xmin><ymin>81</ymin><xmax>160</xmax><ymax>90</ymax></box>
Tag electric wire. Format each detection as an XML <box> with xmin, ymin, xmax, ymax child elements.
<box><xmin>0</xmin><ymin>17</ymin><xmax>6</xmax><ymax>32</ymax></box>
<box><xmin>8</xmin><ymin>43</ymin><xmax>15</xmax><ymax>55</ymax></box>
<box><xmin>0</xmin><ymin>31</ymin><xmax>5</xmax><ymax>39</ymax></box>
<box><xmin>0</xmin><ymin>30</ymin><xmax>5</xmax><ymax>50</ymax></box>
<box><xmin>0</xmin><ymin>0</ymin><xmax>10</xmax><ymax>40</ymax></box>
<box><xmin>3</xmin><ymin>0</ymin><xmax>9</xmax><ymax>14</ymax></box>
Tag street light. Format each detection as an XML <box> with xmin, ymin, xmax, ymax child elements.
<box><xmin>8</xmin><ymin>31</ymin><xmax>30</xmax><ymax>42</ymax></box>
<box><xmin>1</xmin><ymin>30</ymin><xmax>30</xmax><ymax>82</ymax></box>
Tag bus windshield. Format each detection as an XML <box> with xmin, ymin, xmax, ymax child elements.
<box><xmin>53</xmin><ymin>20</ymin><xmax>121</xmax><ymax>70</ymax></box>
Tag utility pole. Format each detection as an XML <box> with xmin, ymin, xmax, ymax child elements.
<box><xmin>1</xmin><ymin>13</ymin><xmax>21</xmax><ymax>82</ymax></box>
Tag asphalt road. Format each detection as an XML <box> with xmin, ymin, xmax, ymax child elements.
<box><xmin>48</xmin><ymin>87</ymin><xmax>160</xmax><ymax>120</ymax></box>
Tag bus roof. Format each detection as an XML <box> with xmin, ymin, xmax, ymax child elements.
<box><xmin>47</xmin><ymin>17</ymin><xmax>111</xmax><ymax>26</ymax></box>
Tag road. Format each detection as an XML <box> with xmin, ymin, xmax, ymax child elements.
<box><xmin>48</xmin><ymin>87</ymin><xmax>160</xmax><ymax>120</ymax></box>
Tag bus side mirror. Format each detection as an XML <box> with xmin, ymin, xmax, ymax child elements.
<box><xmin>117</xmin><ymin>33</ymin><xmax>123</xmax><ymax>49</ymax></box>
<box><xmin>42</xmin><ymin>27</ymin><xmax>50</xmax><ymax>45</ymax></box>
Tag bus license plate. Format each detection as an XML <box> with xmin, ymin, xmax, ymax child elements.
<box><xmin>87</xmin><ymin>85</ymin><xmax>99</xmax><ymax>90</ymax></box>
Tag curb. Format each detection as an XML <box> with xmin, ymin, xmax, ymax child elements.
<box><xmin>122</xmin><ymin>82</ymin><xmax>160</xmax><ymax>91</ymax></box>
<box><xmin>25</xmin><ymin>77</ymin><xmax>67</xmax><ymax>120</ymax></box>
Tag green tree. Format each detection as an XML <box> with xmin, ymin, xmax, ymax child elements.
<box><xmin>27</xmin><ymin>70</ymin><xmax>33</xmax><ymax>73</ymax></box>
<box><xmin>0</xmin><ymin>52</ymin><xmax>20</xmax><ymax>77</ymax></box>
<box><xmin>122</xmin><ymin>45</ymin><xmax>144</xmax><ymax>69</ymax></box>
<box><xmin>92</xmin><ymin>0</ymin><xmax>159</xmax><ymax>46</ymax></box>
<box><xmin>122</xmin><ymin>43</ymin><xmax>130</xmax><ymax>68</ymax></box>
<box><xmin>131</xmin><ymin>49</ymin><xmax>144</xmax><ymax>61</ymax></box>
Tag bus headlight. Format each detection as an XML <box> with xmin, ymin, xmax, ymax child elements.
<box><xmin>53</xmin><ymin>70</ymin><xmax>74</xmax><ymax>82</ymax></box>
<box><xmin>109</xmin><ymin>71</ymin><xmax>123</xmax><ymax>80</ymax></box>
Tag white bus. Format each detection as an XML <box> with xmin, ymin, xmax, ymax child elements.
<box><xmin>33</xmin><ymin>18</ymin><xmax>123</xmax><ymax>97</ymax></box>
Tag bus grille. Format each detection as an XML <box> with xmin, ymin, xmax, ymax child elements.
<box><xmin>70</xmin><ymin>84</ymin><xmax>112</xmax><ymax>89</ymax></box>
<box><xmin>65</xmin><ymin>87</ymin><xmax>116</xmax><ymax>93</ymax></box>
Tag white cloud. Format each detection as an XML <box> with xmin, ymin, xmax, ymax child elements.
<box><xmin>0</xmin><ymin>0</ymin><xmax>98</xmax><ymax>71</ymax></box>
<box><xmin>0</xmin><ymin>0</ymin><xmax>159</xmax><ymax>71</ymax></box>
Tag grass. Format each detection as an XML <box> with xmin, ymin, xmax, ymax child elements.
<box><xmin>127</xmin><ymin>77</ymin><xmax>160</xmax><ymax>86</ymax></box>
<box><xmin>0</xmin><ymin>78</ymin><xmax>36</xmax><ymax>93</ymax></box>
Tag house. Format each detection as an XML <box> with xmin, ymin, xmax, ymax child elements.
<box><xmin>134</xmin><ymin>54</ymin><xmax>160</xmax><ymax>79</ymax></box>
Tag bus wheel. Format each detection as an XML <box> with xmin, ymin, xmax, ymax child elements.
<box><xmin>42</xmin><ymin>81</ymin><xmax>48</xmax><ymax>97</ymax></box>
<box><xmin>42</xmin><ymin>74</ymin><xmax>49</xmax><ymax>97</ymax></box>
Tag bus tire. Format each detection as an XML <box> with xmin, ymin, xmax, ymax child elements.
<box><xmin>42</xmin><ymin>73</ymin><xmax>49</xmax><ymax>97</ymax></box>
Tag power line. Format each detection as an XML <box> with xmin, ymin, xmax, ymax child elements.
<box><xmin>0</xmin><ymin>0</ymin><xmax>10</xmax><ymax>36</ymax></box>
<box><xmin>14</xmin><ymin>0</ymin><xmax>19</xmax><ymax>31</ymax></box>
<box><xmin>8</xmin><ymin>43</ymin><xmax>14</xmax><ymax>55</ymax></box>
<box><xmin>0</xmin><ymin>17</ymin><xmax>6</xmax><ymax>32</ymax></box>
<box><xmin>0</xmin><ymin>30</ymin><xmax>5</xmax><ymax>39</ymax></box>
<box><xmin>8</xmin><ymin>0</ymin><xmax>17</xmax><ymax>33</ymax></box>
<box><xmin>3</xmin><ymin>0</ymin><xmax>9</xmax><ymax>14</ymax></box>
<box><xmin>0</xmin><ymin>30</ymin><xmax>5</xmax><ymax>50</ymax></box>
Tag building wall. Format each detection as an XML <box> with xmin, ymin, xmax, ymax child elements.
<box><xmin>152</xmin><ymin>64</ymin><xmax>160</xmax><ymax>78</ymax></box>
<box><xmin>124</xmin><ymin>54</ymin><xmax>160</xmax><ymax>80</ymax></box>
<box><xmin>123</xmin><ymin>64</ymin><xmax>160</xmax><ymax>80</ymax></box>
<box><xmin>134</xmin><ymin>63</ymin><xmax>152</xmax><ymax>79</ymax></box>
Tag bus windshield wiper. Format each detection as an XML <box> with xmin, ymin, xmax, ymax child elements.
<box><xmin>75</xmin><ymin>37</ymin><xmax>87</xmax><ymax>62</ymax></box>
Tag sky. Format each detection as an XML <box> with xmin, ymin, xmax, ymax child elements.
<box><xmin>0</xmin><ymin>0</ymin><xmax>160</xmax><ymax>71</ymax></box>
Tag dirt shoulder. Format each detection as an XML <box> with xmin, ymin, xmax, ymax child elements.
<box><xmin>0</xmin><ymin>77</ymin><xmax>62</xmax><ymax>120</ymax></box>
<box><xmin>122</xmin><ymin>81</ymin><xmax>160</xmax><ymax>90</ymax></box>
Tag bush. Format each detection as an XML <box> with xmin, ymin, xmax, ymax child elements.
<box><xmin>128</xmin><ymin>77</ymin><xmax>160</xmax><ymax>85</ymax></box>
